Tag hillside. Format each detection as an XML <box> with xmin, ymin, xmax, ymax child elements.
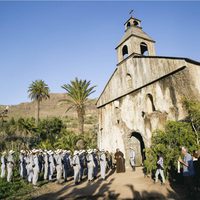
<box><xmin>1</xmin><ymin>93</ymin><xmax>98</xmax><ymax>120</ymax></box>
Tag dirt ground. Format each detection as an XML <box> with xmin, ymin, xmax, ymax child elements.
<box><xmin>31</xmin><ymin>167</ymin><xmax>188</xmax><ymax>200</ymax></box>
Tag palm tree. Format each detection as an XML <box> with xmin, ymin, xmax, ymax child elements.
<box><xmin>61</xmin><ymin>78</ymin><xmax>96</xmax><ymax>135</ymax></box>
<box><xmin>28</xmin><ymin>80</ymin><xmax>50</xmax><ymax>124</ymax></box>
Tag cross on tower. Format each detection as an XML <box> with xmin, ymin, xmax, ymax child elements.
<box><xmin>129</xmin><ymin>10</ymin><xmax>134</xmax><ymax>17</ymax></box>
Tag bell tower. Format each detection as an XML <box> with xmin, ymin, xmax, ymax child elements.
<box><xmin>116</xmin><ymin>16</ymin><xmax>156</xmax><ymax>63</ymax></box>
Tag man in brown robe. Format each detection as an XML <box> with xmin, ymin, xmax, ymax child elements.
<box><xmin>114</xmin><ymin>148</ymin><xmax>125</xmax><ymax>173</ymax></box>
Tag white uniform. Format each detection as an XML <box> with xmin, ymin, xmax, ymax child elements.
<box><xmin>43</xmin><ymin>153</ymin><xmax>49</xmax><ymax>180</ymax></box>
<box><xmin>72</xmin><ymin>154</ymin><xmax>80</xmax><ymax>184</ymax></box>
<box><xmin>87</xmin><ymin>153</ymin><xmax>95</xmax><ymax>181</ymax></box>
<box><xmin>48</xmin><ymin>154</ymin><xmax>55</xmax><ymax>181</ymax></box>
<box><xmin>1</xmin><ymin>155</ymin><xmax>6</xmax><ymax>178</ymax></box>
<box><xmin>99</xmin><ymin>152</ymin><xmax>107</xmax><ymax>179</ymax></box>
<box><xmin>129</xmin><ymin>149</ymin><xmax>136</xmax><ymax>170</ymax></box>
<box><xmin>19</xmin><ymin>153</ymin><xmax>27</xmax><ymax>178</ymax></box>
<box><xmin>27</xmin><ymin>154</ymin><xmax>34</xmax><ymax>183</ymax></box>
<box><xmin>32</xmin><ymin>154</ymin><xmax>39</xmax><ymax>185</ymax></box>
<box><xmin>7</xmin><ymin>154</ymin><xmax>14</xmax><ymax>182</ymax></box>
<box><xmin>55</xmin><ymin>153</ymin><xmax>63</xmax><ymax>183</ymax></box>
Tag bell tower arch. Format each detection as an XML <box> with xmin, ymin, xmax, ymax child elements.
<box><xmin>116</xmin><ymin>16</ymin><xmax>156</xmax><ymax>63</ymax></box>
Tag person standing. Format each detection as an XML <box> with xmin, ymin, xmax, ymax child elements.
<box><xmin>99</xmin><ymin>149</ymin><xmax>107</xmax><ymax>180</ymax></box>
<box><xmin>79</xmin><ymin>150</ymin><xmax>86</xmax><ymax>181</ymax></box>
<box><xmin>63</xmin><ymin>150</ymin><xmax>72</xmax><ymax>182</ymax></box>
<box><xmin>55</xmin><ymin>149</ymin><xmax>63</xmax><ymax>184</ymax></box>
<box><xmin>129</xmin><ymin>147</ymin><xmax>136</xmax><ymax>171</ymax></box>
<box><xmin>114</xmin><ymin>148</ymin><xmax>125</xmax><ymax>173</ymax></box>
<box><xmin>26</xmin><ymin>150</ymin><xmax>34</xmax><ymax>183</ymax></box>
<box><xmin>32</xmin><ymin>149</ymin><xmax>40</xmax><ymax>186</ymax></box>
<box><xmin>43</xmin><ymin>150</ymin><xmax>49</xmax><ymax>180</ymax></box>
<box><xmin>7</xmin><ymin>150</ymin><xmax>15</xmax><ymax>182</ymax></box>
<box><xmin>106</xmin><ymin>151</ymin><xmax>112</xmax><ymax>170</ymax></box>
<box><xmin>154</xmin><ymin>153</ymin><xmax>165</xmax><ymax>185</ymax></box>
<box><xmin>86</xmin><ymin>149</ymin><xmax>95</xmax><ymax>182</ymax></box>
<box><xmin>48</xmin><ymin>150</ymin><xmax>55</xmax><ymax>181</ymax></box>
<box><xmin>179</xmin><ymin>147</ymin><xmax>195</xmax><ymax>197</ymax></box>
<box><xmin>19</xmin><ymin>150</ymin><xmax>27</xmax><ymax>178</ymax></box>
<box><xmin>38</xmin><ymin>149</ymin><xmax>43</xmax><ymax>174</ymax></box>
<box><xmin>72</xmin><ymin>150</ymin><xmax>81</xmax><ymax>185</ymax></box>
<box><xmin>93</xmin><ymin>149</ymin><xmax>99</xmax><ymax>179</ymax></box>
<box><xmin>1</xmin><ymin>151</ymin><xmax>7</xmax><ymax>178</ymax></box>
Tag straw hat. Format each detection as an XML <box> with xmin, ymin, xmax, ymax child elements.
<box><xmin>87</xmin><ymin>149</ymin><xmax>93</xmax><ymax>154</ymax></box>
<box><xmin>74</xmin><ymin>150</ymin><xmax>79</xmax><ymax>155</ymax></box>
<box><xmin>20</xmin><ymin>150</ymin><xmax>25</xmax><ymax>154</ymax></box>
<box><xmin>9</xmin><ymin>150</ymin><xmax>15</xmax><ymax>154</ymax></box>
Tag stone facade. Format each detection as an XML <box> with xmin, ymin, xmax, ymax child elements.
<box><xmin>96</xmin><ymin>16</ymin><xmax>200</xmax><ymax>166</ymax></box>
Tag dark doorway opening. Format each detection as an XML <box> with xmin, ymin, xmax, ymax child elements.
<box><xmin>130</xmin><ymin>132</ymin><xmax>146</xmax><ymax>166</ymax></box>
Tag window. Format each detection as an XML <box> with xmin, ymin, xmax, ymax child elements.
<box><xmin>126</xmin><ymin>73</ymin><xmax>132</xmax><ymax>88</ymax></box>
<box><xmin>133</xmin><ymin>21</ymin><xmax>139</xmax><ymax>26</ymax></box>
<box><xmin>146</xmin><ymin>93</ymin><xmax>156</xmax><ymax>113</ymax></box>
<box><xmin>127</xmin><ymin>22</ymin><xmax>131</xmax><ymax>29</ymax></box>
<box><xmin>122</xmin><ymin>45</ymin><xmax>128</xmax><ymax>59</ymax></box>
<box><xmin>140</xmin><ymin>42</ymin><xmax>149</xmax><ymax>56</ymax></box>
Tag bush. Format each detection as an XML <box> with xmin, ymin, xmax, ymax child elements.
<box><xmin>0</xmin><ymin>177</ymin><xmax>33</xmax><ymax>199</ymax></box>
<box><xmin>144</xmin><ymin>121</ymin><xmax>199</xmax><ymax>178</ymax></box>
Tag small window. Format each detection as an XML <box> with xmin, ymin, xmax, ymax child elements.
<box><xmin>146</xmin><ymin>93</ymin><xmax>156</xmax><ymax>113</ymax></box>
<box><xmin>126</xmin><ymin>73</ymin><xmax>132</xmax><ymax>88</ymax></box>
<box><xmin>122</xmin><ymin>45</ymin><xmax>128</xmax><ymax>59</ymax></box>
<box><xmin>133</xmin><ymin>21</ymin><xmax>139</xmax><ymax>26</ymax></box>
<box><xmin>127</xmin><ymin>22</ymin><xmax>131</xmax><ymax>29</ymax></box>
<box><xmin>140</xmin><ymin>42</ymin><xmax>149</xmax><ymax>56</ymax></box>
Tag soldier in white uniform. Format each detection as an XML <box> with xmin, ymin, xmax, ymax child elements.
<box><xmin>86</xmin><ymin>149</ymin><xmax>95</xmax><ymax>182</ymax></box>
<box><xmin>129</xmin><ymin>147</ymin><xmax>136</xmax><ymax>171</ymax></box>
<box><xmin>43</xmin><ymin>150</ymin><xmax>49</xmax><ymax>180</ymax></box>
<box><xmin>48</xmin><ymin>150</ymin><xmax>55</xmax><ymax>181</ymax></box>
<box><xmin>7</xmin><ymin>150</ymin><xmax>15</xmax><ymax>182</ymax></box>
<box><xmin>99</xmin><ymin>149</ymin><xmax>107</xmax><ymax>180</ymax></box>
<box><xmin>72</xmin><ymin>150</ymin><xmax>80</xmax><ymax>185</ymax></box>
<box><xmin>55</xmin><ymin>149</ymin><xmax>63</xmax><ymax>183</ymax></box>
<box><xmin>1</xmin><ymin>151</ymin><xmax>7</xmax><ymax>178</ymax></box>
<box><xmin>32</xmin><ymin>149</ymin><xmax>40</xmax><ymax>186</ymax></box>
<box><xmin>19</xmin><ymin>150</ymin><xmax>27</xmax><ymax>178</ymax></box>
<box><xmin>27</xmin><ymin>150</ymin><xmax>34</xmax><ymax>183</ymax></box>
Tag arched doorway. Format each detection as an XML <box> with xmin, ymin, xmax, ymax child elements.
<box><xmin>130</xmin><ymin>132</ymin><xmax>145</xmax><ymax>166</ymax></box>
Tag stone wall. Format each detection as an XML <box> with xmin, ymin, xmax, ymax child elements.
<box><xmin>97</xmin><ymin>57</ymin><xmax>200</xmax><ymax>166</ymax></box>
<box><xmin>97</xmin><ymin>57</ymin><xmax>189</xmax><ymax>107</ymax></box>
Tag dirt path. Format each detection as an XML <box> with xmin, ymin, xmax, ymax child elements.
<box><xmin>31</xmin><ymin>167</ymin><xmax>186</xmax><ymax>200</ymax></box>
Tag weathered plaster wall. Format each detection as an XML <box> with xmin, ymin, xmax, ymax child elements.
<box><xmin>97</xmin><ymin>57</ymin><xmax>188</xmax><ymax>107</ymax></box>
<box><xmin>97</xmin><ymin>59</ymin><xmax>200</xmax><ymax>166</ymax></box>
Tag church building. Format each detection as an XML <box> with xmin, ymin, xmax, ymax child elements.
<box><xmin>96</xmin><ymin>16</ymin><xmax>200</xmax><ymax>166</ymax></box>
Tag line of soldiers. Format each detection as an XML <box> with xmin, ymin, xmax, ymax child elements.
<box><xmin>0</xmin><ymin>148</ymin><xmax>110</xmax><ymax>186</ymax></box>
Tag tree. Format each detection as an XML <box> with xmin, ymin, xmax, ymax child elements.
<box><xmin>61</xmin><ymin>78</ymin><xmax>96</xmax><ymax>135</ymax></box>
<box><xmin>37</xmin><ymin>117</ymin><xmax>65</xmax><ymax>147</ymax></box>
<box><xmin>144</xmin><ymin>121</ymin><xmax>199</xmax><ymax>178</ymax></box>
<box><xmin>28</xmin><ymin>80</ymin><xmax>50</xmax><ymax>124</ymax></box>
<box><xmin>184</xmin><ymin>99</ymin><xmax>200</xmax><ymax>145</ymax></box>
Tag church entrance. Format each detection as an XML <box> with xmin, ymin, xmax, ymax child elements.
<box><xmin>130</xmin><ymin>132</ymin><xmax>145</xmax><ymax>166</ymax></box>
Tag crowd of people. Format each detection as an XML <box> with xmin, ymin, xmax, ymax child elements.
<box><xmin>2</xmin><ymin>145</ymin><xmax>199</xmax><ymax>198</ymax></box>
<box><xmin>0</xmin><ymin>148</ymin><xmax>120</xmax><ymax>186</ymax></box>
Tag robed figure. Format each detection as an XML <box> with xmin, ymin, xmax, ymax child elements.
<box><xmin>114</xmin><ymin>148</ymin><xmax>125</xmax><ymax>173</ymax></box>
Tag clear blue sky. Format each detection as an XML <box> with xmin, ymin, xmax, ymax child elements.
<box><xmin>0</xmin><ymin>1</ymin><xmax>200</xmax><ymax>105</ymax></box>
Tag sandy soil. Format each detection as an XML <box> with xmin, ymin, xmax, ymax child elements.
<box><xmin>31</xmin><ymin>167</ymin><xmax>188</xmax><ymax>200</ymax></box>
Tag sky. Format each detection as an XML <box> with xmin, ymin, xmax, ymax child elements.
<box><xmin>0</xmin><ymin>1</ymin><xmax>200</xmax><ymax>105</ymax></box>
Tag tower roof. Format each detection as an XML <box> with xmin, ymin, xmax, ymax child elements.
<box><xmin>116</xmin><ymin>26</ymin><xmax>155</xmax><ymax>49</ymax></box>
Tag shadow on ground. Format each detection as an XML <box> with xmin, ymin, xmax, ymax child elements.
<box><xmin>32</xmin><ymin>168</ymin><xmax>199</xmax><ymax>200</ymax></box>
